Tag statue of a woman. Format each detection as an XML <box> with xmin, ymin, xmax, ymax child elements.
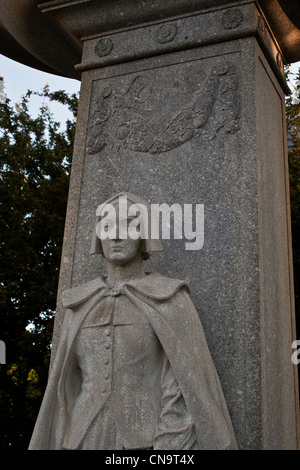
<box><xmin>29</xmin><ymin>192</ymin><xmax>237</xmax><ymax>450</ymax></box>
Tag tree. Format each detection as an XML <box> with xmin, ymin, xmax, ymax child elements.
<box><xmin>0</xmin><ymin>76</ymin><xmax>6</xmax><ymax>104</ymax></box>
<box><xmin>0</xmin><ymin>85</ymin><xmax>78</xmax><ymax>449</ymax></box>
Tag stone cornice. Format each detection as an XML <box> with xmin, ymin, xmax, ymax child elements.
<box><xmin>0</xmin><ymin>0</ymin><xmax>299</xmax><ymax>80</ymax></box>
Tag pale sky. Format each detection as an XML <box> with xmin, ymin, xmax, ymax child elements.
<box><xmin>0</xmin><ymin>54</ymin><xmax>81</xmax><ymax>125</ymax></box>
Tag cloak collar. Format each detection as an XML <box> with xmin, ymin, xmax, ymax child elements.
<box><xmin>62</xmin><ymin>272</ymin><xmax>189</xmax><ymax>309</ymax></box>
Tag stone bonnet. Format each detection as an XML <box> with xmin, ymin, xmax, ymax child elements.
<box><xmin>90</xmin><ymin>192</ymin><xmax>163</xmax><ymax>256</ymax></box>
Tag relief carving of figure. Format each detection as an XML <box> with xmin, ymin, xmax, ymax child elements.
<box><xmin>29</xmin><ymin>193</ymin><xmax>237</xmax><ymax>450</ymax></box>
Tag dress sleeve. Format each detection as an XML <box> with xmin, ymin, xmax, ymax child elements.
<box><xmin>153</xmin><ymin>353</ymin><xmax>198</xmax><ymax>450</ymax></box>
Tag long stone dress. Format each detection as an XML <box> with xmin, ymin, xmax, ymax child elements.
<box><xmin>29</xmin><ymin>273</ymin><xmax>238</xmax><ymax>450</ymax></box>
<box><xmin>63</xmin><ymin>289</ymin><xmax>198</xmax><ymax>450</ymax></box>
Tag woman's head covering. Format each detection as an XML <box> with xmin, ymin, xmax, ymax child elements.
<box><xmin>90</xmin><ymin>192</ymin><xmax>163</xmax><ymax>256</ymax></box>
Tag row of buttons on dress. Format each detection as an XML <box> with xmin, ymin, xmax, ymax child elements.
<box><xmin>102</xmin><ymin>326</ymin><xmax>112</xmax><ymax>393</ymax></box>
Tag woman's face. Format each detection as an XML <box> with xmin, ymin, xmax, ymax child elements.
<box><xmin>100</xmin><ymin>203</ymin><xmax>143</xmax><ymax>266</ymax></box>
<box><xmin>101</xmin><ymin>236</ymin><xmax>143</xmax><ymax>266</ymax></box>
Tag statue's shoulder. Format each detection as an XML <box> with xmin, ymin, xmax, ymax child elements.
<box><xmin>62</xmin><ymin>276</ymin><xmax>106</xmax><ymax>309</ymax></box>
<box><xmin>124</xmin><ymin>272</ymin><xmax>190</xmax><ymax>300</ymax></box>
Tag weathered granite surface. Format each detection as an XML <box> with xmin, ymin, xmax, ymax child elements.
<box><xmin>0</xmin><ymin>0</ymin><xmax>299</xmax><ymax>450</ymax></box>
<box><xmin>56</xmin><ymin>34</ymin><xmax>299</xmax><ymax>448</ymax></box>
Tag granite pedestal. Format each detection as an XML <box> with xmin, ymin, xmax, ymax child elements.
<box><xmin>1</xmin><ymin>0</ymin><xmax>299</xmax><ymax>449</ymax></box>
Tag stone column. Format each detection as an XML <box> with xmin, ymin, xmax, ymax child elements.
<box><xmin>39</xmin><ymin>0</ymin><xmax>299</xmax><ymax>449</ymax></box>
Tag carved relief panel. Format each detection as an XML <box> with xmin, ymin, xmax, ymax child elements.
<box><xmin>86</xmin><ymin>60</ymin><xmax>240</xmax><ymax>156</ymax></box>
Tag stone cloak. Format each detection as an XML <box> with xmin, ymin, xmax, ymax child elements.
<box><xmin>29</xmin><ymin>272</ymin><xmax>238</xmax><ymax>450</ymax></box>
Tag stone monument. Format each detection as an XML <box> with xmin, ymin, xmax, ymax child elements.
<box><xmin>29</xmin><ymin>192</ymin><xmax>238</xmax><ymax>450</ymax></box>
<box><xmin>0</xmin><ymin>0</ymin><xmax>299</xmax><ymax>449</ymax></box>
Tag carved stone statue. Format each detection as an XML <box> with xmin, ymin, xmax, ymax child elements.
<box><xmin>29</xmin><ymin>192</ymin><xmax>237</xmax><ymax>450</ymax></box>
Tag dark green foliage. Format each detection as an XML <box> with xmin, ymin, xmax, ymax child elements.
<box><xmin>0</xmin><ymin>86</ymin><xmax>78</xmax><ymax>449</ymax></box>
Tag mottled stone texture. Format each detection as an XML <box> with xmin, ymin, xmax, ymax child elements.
<box><xmin>48</xmin><ymin>1</ymin><xmax>299</xmax><ymax>449</ymax></box>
